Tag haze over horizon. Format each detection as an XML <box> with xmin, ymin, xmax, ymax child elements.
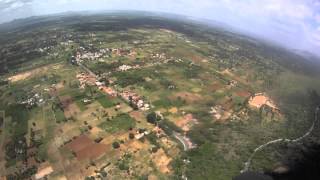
<box><xmin>1</xmin><ymin>0</ymin><xmax>320</xmax><ymax>57</ymax></box>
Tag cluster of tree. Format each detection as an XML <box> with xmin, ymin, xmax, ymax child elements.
<box><xmin>145</xmin><ymin>132</ymin><xmax>161</xmax><ymax>153</ymax></box>
<box><xmin>5</xmin><ymin>136</ymin><xmax>27</xmax><ymax>162</ymax></box>
<box><xmin>128</xmin><ymin>96</ymin><xmax>139</xmax><ymax>110</ymax></box>
<box><xmin>146</xmin><ymin>112</ymin><xmax>162</xmax><ymax>125</ymax></box>
<box><xmin>6</xmin><ymin>166</ymin><xmax>37</xmax><ymax>180</ymax></box>
<box><xmin>29</xmin><ymin>127</ymin><xmax>42</xmax><ymax>148</ymax></box>
<box><xmin>0</xmin><ymin>116</ymin><xmax>3</xmax><ymax>127</ymax></box>
<box><xmin>183</xmin><ymin>64</ymin><xmax>202</xmax><ymax>79</ymax></box>
<box><xmin>114</xmin><ymin>71</ymin><xmax>145</xmax><ymax>87</ymax></box>
<box><xmin>112</xmin><ymin>141</ymin><xmax>120</xmax><ymax>149</ymax></box>
<box><xmin>0</xmin><ymin>79</ymin><xmax>8</xmax><ymax>86</ymax></box>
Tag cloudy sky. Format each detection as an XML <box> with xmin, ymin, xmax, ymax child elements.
<box><xmin>0</xmin><ymin>0</ymin><xmax>320</xmax><ymax>56</ymax></box>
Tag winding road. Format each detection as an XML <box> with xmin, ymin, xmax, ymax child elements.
<box><xmin>173</xmin><ymin>132</ymin><xmax>191</xmax><ymax>151</ymax></box>
<box><xmin>241</xmin><ymin>106</ymin><xmax>320</xmax><ymax>173</ymax></box>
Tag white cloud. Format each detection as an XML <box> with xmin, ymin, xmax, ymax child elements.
<box><xmin>0</xmin><ymin>0</ymin><xmax>319</xmax><ymax>56</ymax></box>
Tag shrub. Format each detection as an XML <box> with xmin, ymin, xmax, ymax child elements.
<box><xmin>112</xmin><ymin>141</ymin><xmax>120</xmax><ymax>149</ymax></box>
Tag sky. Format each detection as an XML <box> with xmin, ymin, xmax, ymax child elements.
<box><xmin>0</xmin><ymin>0</ymin><xmax>320</xmax><ymax>56</ymax></box>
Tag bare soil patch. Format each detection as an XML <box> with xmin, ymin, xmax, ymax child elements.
<box><xmin>129</xmin><ymin>111</ymin><xmax>144</xmax><ymax>121</ymax></box>
<box><xmin>209</xmin><ymin>83</ymin><xmax>223</xmax><ymax>92</ymax></box>
<box><xmin>236</xmin><ymin>90</ymin><xmax>251</xmax><ymax>98</ymax></box>
<box><xmin>65</xmin><ymin>134</ymin><xmax>109</xmax><ymax>160</ymax></box>
<box><xmin>173</xmin><ymin>92</ymin><xmax>202</xmax><ymax>103</ymax></box>
<box><xmin>221</xmin><ymin>69</ymin><xmax>248</xmax><ymax>85</ymax></box>
<box><xmin>174</xmin><ymin>114</ymin><xmax>198</xmax><ymax>132</ymax></box>
<box><xmin>249</xmin><ymin>93</ymin><xmax>278</xmax><ymax>109</ymax></box>
<box><xmin>90</xmin><ymin>127</ymin><xmax>103</xmax><ymax>136</ymax></box>
<box><xmin>59</xmin><ymin>96</ymin><xmax>80</xmax><ymax>118</ymax></box>
<box><xmin>168</xmin><ymin>107</ymin><xmax>178</xmax><ymax>114</ymax></box>
<box><xmin>152</xmin><ymin>148</ymin><xmax>172</xmax><ymax>174</ymax></box>
<box><xmin>65</xmin><ymin>135</ymin><xmax>93</xmax><ymax>152</ymax></box>
<box><xmin>8</xmin><ymin>64</ymin><xmax>61</xmax><ymax>82</ymax></box>
<box><xmin>35</xmin><ymin>162</ymin><xmax>54</xmax><ymax>179</ymax></box>
<box><xmin>76</xmin><ymin>143</ymin><xmax>109</xmax><ymax>160</ymax></box>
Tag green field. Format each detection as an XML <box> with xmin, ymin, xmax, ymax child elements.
<box><xmin>99</xmin><ymin>113</ymin><xmax>136</xmax><ymax>133</ymax></box>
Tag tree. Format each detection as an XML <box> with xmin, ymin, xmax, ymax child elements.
<box><xmin>129</xmin><ymin>133</ymin><xmax>135</xmax><ymax>139</ymax></box>
<box><xmin>112</xmin><ymin>141</ymin><xmax>120</xmax><ymax>149</ymax></box>
<box><xmin>146</xmin><ymin>112</ymin><xmax>160</xmax><ymax>124</ymax></box>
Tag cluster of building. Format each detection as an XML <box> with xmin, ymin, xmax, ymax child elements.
<box><xmin>151</xmin><ymin>53</ymin><xmax>166</xmax><ymax>59</ymax></box>
<box><xmin>118</xmin><ymin>64</ymin><xmax>141</xmax><ymax>72</ymax></box>
<box><xmin>111</xmin><ymin>48</ymin><xmax>132</xmax><ymax>56</ymax></box>
<box><xmin>20</xmin><ymin>93</ymin><xmax>44</xmax><ymax>108</ymax></box>
<box><xmin>99</xmin><ymin>86</ymin><xmax>117</xmax><ymax>97</ymax></box>
<box><xmin>37</xmin><ymin>46</ymin><xmax>53</xmax><ymax>53</ymax></box>
<box><xmin>76</xmin><ymin>73</ymin><xmax>96</xmax><ymax>88</ymax></box>
<box><xmin>74</xmin><ymin>49</ymin><xmax>107</xmax><ymax>63</ymax></box>
<box><xmin>76</xmin><ymin>70</ymin><xmax>150</xmax><ymax>111</ymax></box>
<box><xmin>134</xmin><ymin>129</ymin><xmax>151</xmax><ymax>140</ymax></box>
<box><xmin>120</xmin><ymin>91</ymin><xmax>150</xmax><ymax>111</ymax></box>
<box><xmin>209</xmin><ymin>105</ymin><xmax>224</xmax><ymax>120</ymax></box>
<box><xmin>72</xmin><ymin>47</ymin><xmax>137</xmax><ymax>65</ymax></box>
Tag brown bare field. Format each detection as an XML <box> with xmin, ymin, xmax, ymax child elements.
<box><xmin>7</xmin><ymin>64</ymin><xmax>62</xmax><ymax>82</ymax></box>
<box><xmin>100</xmin><ymin>134</ymin><xmax>116</xmax><ymax>145</ymax></box>
<box><xmin>249</xmin><ymin>93</ymin><xmax>278</xmax><ymax>109</ymax></box>
<box><xmin>221</xmin><ymin>100</ymin><xmax>234</xmax><ymax>111</ymax></box>
<box><xmin>35</xmin><ymin>162</ymin><xmax>54</xmax><ymax>179</ymax></box>
<box><xmin>168</xmin><ymin>107</ymin><xmax>178</xmax><ymax>114</ymax></box>
<box><xmin>152</xmin><ymin>148</ymin><xmax>172</xmax><ymax>174</ymax></box>
<box><xmin>148</xmin><ymin>174</ymin><xmax>159</xmax><ymax>180</ymax></box>
<box><xmin>220</xmin><ymin>69</ymin><xmax>248</xmax><ymax>85</ymax></box>
<box><xmin>220</xmin><ymin>111</ymin><xmax>232</xmax><ymax>122</ymax></box>
<box><xmin>65</xmin><ymin>134</ymin><xmax>109</xmax><ymax>160</ymax></box>
<box><xmin>235</xmin><ymin>90</ymin><xmax>251</xmax><ymax>98</ymax></box>
<box><xmin>65</xmin><ymin>135</ymin><xmax>93</xmax><ymax>152</ymax></box>
<box><xmin>59</xmin><ymin>96</ymin><xmax>80</xmax><ymax>118</ymax></box>
<box><xmin>217</xmin><ymin>97</ymin><xmax>233</xmax><ymax>110</ymax></box>
<box><xmin>76</xmin><ymin>143</ymin><xmax>109</xmax><ymax>160</ymax></box>
<box><xmin>129</xmin><ymin>111</ymin><xmax>144</xmax><ymax>121</ymax></box>
<box><xmin>126</xmin><ymin>139</ymin><xmax>149</xmax><ymax>153</ymax></box>
<box><xmin>59</xmin><ymin>96</ymin><xmax>73</xmax><ymax>108</ymax></box>
<box><xmin>64</xmin><ymin>103</ymin><xmax>81</xmax><ymax>119</ymax></box>
<box><xmin>205</xmin><ymin>82</ymin><xmax>223</xmax><ymax>92</ymax></box>
<box><xmin>89</xmin><ymin>127</ymin><xmax>103</xmax><ymax>137</ymax></box>
<box><xmin>174</xmin><ymin>114</ymin><xmax>198</xmax><ymax>132</ymax></box>
<box><xmin>172</xmin><ymin>92</ymin><xmax>202</xmax><ymax>103</ymax></box>
<box><xmin>55</xmin><ymin>82</ymin><xmax>65</xmax><ymax>90</ymax></box>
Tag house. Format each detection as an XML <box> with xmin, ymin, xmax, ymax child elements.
<box><xmin>118</xmin><ymin>65</ymin><xmax>132</xmax><ymax>71</ymax></box>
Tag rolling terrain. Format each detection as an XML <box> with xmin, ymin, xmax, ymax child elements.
<box><xmin>0</xmin><ymin>12</ymin><xmax>320</xmax><ymax>180</ymax></box>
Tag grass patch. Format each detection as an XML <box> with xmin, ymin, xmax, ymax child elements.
<box><xmin>53</xmin><ymin>108</ymin><xmax>66</xmax><ymax>122</ymax></box>
<box><xmin>75</xmin><ymin>100</ymin><xmax>87</xmax><ymax>111</ymax></box>
<box><xmin>99</xmin><ymin>113</ymin><xmax>136</xmax><ymax>133</ymax></box>
<box><xmin>96</xmin><ymin>95</ymin><xmax>115</xmax><ymax>108</ymax></box>
<box><xmin>5</xmin><ymin>104</ymin><xmax>29</xmax><ymax>136</ymax></box>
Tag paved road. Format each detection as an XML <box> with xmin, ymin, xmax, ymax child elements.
<box><xmin>78</xmin><ymin>62</ymin><xmax>97</xmax><ymax>78</ymax></box>
<box><xmin>241</xmin><ymin>106</ymin><xmax>320</xmax><ymax>173</ymax></box>
<box><xmin>173</xmin><ymin>132</ymin><xmax>192</xmax><ymax>151</ymax></box>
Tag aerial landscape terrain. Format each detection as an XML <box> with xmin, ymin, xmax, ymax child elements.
<box><xmin>0</xmin><ymin>12</ymin><xmax>320</xmax><ymax>180</ymax></box>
